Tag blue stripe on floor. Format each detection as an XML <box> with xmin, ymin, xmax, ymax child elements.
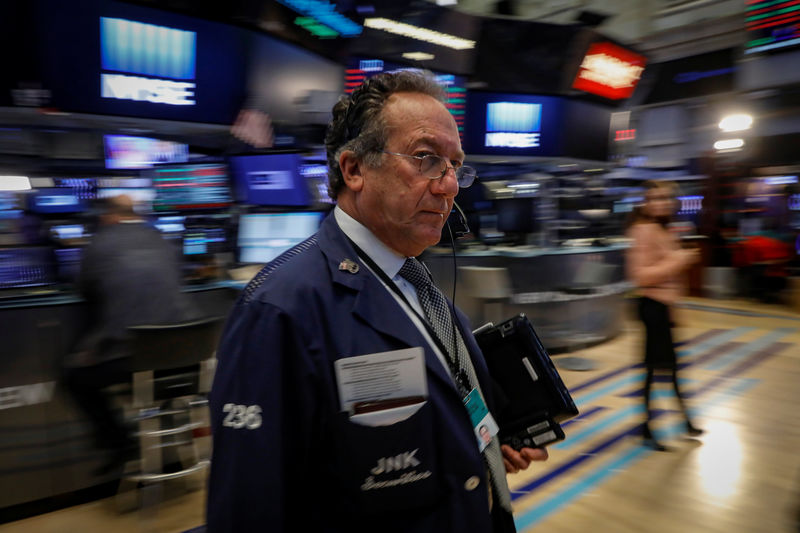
<box><xmin>677</xmin><ymin>327</ymin><xmax>753</xmax><ymax>358</ymax></box>
<box><xmin>573</xmin><ymin>374</ymin><xmax>643</xmax><ymax>408</ymax></box>
<box><xmin>559</xmin><ymin>405</ymin><xmax>606</xmax><ymax>430</ymax></box>
<box><xmin>513</xmin><ymin>377</ymin><xmax>759</xmax><ymax>531</ymax></box>
<box><xmin>704</xmin><ymin>328</ymin><xmax>795</xmax><ymax>371</ymax></box>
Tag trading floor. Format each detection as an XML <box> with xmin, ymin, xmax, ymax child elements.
<box><xmin>1</xmin><ymin>296</ymin><xmax>798</xmax><ymax>533</ymax></box>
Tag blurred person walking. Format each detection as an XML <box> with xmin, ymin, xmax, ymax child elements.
<box><xmin>626</xmin><ymin>181</ymin><xmax>704</xmax><ymax>451</ymax></box>
<box><xmin>62</xmin><ymin>194</ymin><xmax>193</xmax><ymax>475</ymax></box>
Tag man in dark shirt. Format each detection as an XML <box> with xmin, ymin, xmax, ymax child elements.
<box><xmin>63</xmin><ymin>194</ymin><xmax>192</xmax><ymax>474</ymax></box>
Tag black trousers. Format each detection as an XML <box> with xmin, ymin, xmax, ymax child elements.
<box><xmin>637</xmin><ymin>297</ymin><xmax>690</xmax><ymax>431</ymax></box>
<box><xmin>62</xmin><ymin>356</ymin><xmax>133</xmax><ymax>449</ymax></box>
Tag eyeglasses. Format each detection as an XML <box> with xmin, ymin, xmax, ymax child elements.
<box><xmin>381</xmin><ymin>150</ymin><xmax>477</xmax><ymax>188</ymax></box>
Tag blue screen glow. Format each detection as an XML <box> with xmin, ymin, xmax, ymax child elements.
<box><xmin>101</xmin><ymin>17</ymin><xmax>196</xmax><ymax>80</ymax></box>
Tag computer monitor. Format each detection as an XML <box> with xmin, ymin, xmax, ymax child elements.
<box><xmin>96</xmin><ymin>187</ymin><xmax>156</xmax><ymax>214</ymax></box>
<box><xmin>27</xmin><ymin>188</ymin><xmax>87</xmax><ymax>214</ymax></box>
<box><xmin>49</xmin><ymin>223</ymin><xmax>90</xmax><ymax>243</ymax></box>
<box><xmin>0</xmin><ymin>247</ymin><xmax>55</xmax><ymax>289</ymax></box>
<box><xmin>237</xmin><ymin>212</ymin><xmax>322</xmax><ymax>264</ymax></box>
<box><xmin>183</xmin><ymin>227</ymin><xmax>228</xmax><ymax>256</ymax></box>
<box><xmin>152</xmin><ymin>162</ymin><xmax>232</xmax><ymax>211</ymax></box>
<box><xmin>104</xmin><ymin>135</ymin><xmax>189</xmax><ymax>170</ymax></box>
<box><xmin>229</xmin><ymin>153</ymin><xmax>310</xmax><ymax>207</ymax></box>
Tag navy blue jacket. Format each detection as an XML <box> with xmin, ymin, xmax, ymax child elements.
<box><xmin>207</xmin><ymin>213</ymin><xmax>510</xmax><ymax>532</ymax></box>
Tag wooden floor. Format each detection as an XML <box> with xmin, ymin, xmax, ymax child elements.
<box><xmin>1</xmin><ymin>296</ymin><xmax>798</xmax><ymax>533</ymax></box>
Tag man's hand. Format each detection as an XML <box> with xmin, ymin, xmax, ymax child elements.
<box><xmin>501</xmin><ymin>444</ymin><xmax>549</xmax><ymax>474</ymax></box>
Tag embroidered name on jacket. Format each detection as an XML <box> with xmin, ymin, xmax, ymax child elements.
<box><xmin>361</xmin><ymin>449</ymin><xmax>432</xmax><ymax>491</ymax></box>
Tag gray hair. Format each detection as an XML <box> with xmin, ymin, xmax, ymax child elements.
<box><xmin>324</xmin><ymin>70</ymin><xmax>447</xmax><ymax>200</ymax></box>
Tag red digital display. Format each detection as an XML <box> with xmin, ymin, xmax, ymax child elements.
<box><xmin>572</xmin><ymin>42</ymin><xmax>646</xmax><ymax>100</ymax></box>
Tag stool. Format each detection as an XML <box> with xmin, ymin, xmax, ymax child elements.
<box><xmin>117</xmin><ymin>316</ymin><xmax>224</xmax><ymax>513</ymax></box>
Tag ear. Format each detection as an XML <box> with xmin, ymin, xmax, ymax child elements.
<box><xmin>339</xmin><ymin>150</ymin><xmax>365</xmax><ymax>192</ymax></box>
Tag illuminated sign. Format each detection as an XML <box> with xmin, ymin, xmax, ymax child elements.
<box><xmin>100</xmin><ymin>17</ymin><xmax>197</xmax><ymax>106</ymax></box>
<box><xmin>572</xmin><ymin>42</ymin><xmax>646</xmax><ymax>100</ymax></box>
<box><xmin>277</xmin><ymin>0</ymin><xmax>362</xmax><ymax>37</ymax></box>
<box><xmin>485</xmin><ymin>102</ymin><xmax>541</xmax><ymax>148</ymax></box>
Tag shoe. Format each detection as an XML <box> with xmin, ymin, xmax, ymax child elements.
<box><xmin>686</xmin><ymin>422</ymin><xmax>705</xmax><ymax>437</ymax></box>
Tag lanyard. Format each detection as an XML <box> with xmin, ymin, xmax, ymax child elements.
<box><xmin>346</xmin><ymin>238</ymin><xmax>472</xmax><ymax>396</ymax></box>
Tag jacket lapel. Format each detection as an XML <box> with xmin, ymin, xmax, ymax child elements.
<box><xmin>317</xmin><ymin>213</ymin><xmax>459</xmax><ymax>394</ymax></box>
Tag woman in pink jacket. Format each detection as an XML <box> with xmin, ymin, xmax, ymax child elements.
<box><xmin>626</xmin><ymin>180</ymin><xmax>704</xmax><ymax>451</ymax></box>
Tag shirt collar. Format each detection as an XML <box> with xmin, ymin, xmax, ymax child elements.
<box><xmin>334</xmin><ymin>205</ymin><xmax>406</xmax><ymax>279</ymax></box>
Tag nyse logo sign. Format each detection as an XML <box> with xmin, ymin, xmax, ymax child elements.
<box><xmin>485</xmin><ymin>102</ymin><xmax>542</xmax><ymax>149</ymax></box>
<box><xmin>100</xmin><ymin>17</ymin><xmax>197</xmax><ymax>106</ymax></box>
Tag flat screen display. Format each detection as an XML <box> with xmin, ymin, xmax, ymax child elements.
<box><xmin>152</xmin><ymin>163</ymin><xmax>232</xmax><ymax>211</ymax></box>
<box><xmin>745</xmin><ymin>0</ymin><xmax>800</xmax><ymax>54</ymax></box>
<box><xmin>104</xmin><ymin>135</ymin><xmax>188</xmax><ymax>169</ymax></box>
<box><xmin>0</xmin><ymin>247</ymin><xmax>54</xmax><ymax>289</ymax></box>
<box><xmin>97</xmin><ymin>187</ymin><xmax>156</xmax><ymax>213</ymax></box>
<box><xmin>229</xmin><ymin>153</ymin><xmax>310</xmax><ymax>207</ymax></box>
<box><xmin>464</xmin><ymin>92</ymin><xmax>610</xmax><ymax>161</ymax></box>
<box><xmin>27</xmin><ymin>188</ymin><xmax>86</xmax><ymax>214</ymax></box>
<box><xmin>237</xmin><ymin>212</ymin><xmax>322</xmax><ymax>264</ymax></box>
<box><xmin>32</xmin><ymin>0</ymin><xmax>248</xmax><ymax>124</ymax></box>
<box><xmin>345</xmin><ymin>58</ymin><xmax>467</xmax><ymax>142</ymax></box>
<box><xmin>183</xmin><ymin>227</ymin><xmax>227</xmax><ymax>256</ymax></box>
<box><xmin>464</xmin><ymin>93</ymin><xmax>563</xmax><ymax>157</ymax></box>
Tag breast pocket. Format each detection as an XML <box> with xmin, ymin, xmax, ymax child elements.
<box><xmin>331</xmin><ymin>400</ymin><xmax>443</xmax><ymax>515</ymax></box>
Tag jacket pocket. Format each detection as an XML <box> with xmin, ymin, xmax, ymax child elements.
<box><xmin>331</xmin><ymin>400</ymin><xmax>443</xmax><ymax>515</ymax></box>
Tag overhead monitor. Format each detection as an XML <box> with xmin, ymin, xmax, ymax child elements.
<box><xmin>464</xmin><ymin>92</ymin><xmax>610</xmax><ymax>161</ymax></box>
<box><xmin>345</xmin><ymin>58</ymin><xmax>467</xmax><ymax>141</ymax></box>
<box><xmin>237</xmin><ymin>212</ymin><xmax>322</xmax><ymax>264</ymax></box>
<box><xmin>31</xmin><ymin>0</ymin><xmax>247</xmax><ymax>123</ymax></box>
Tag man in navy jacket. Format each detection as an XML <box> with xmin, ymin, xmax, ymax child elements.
<box><xmin>207</xmin><ymin>71</ymin><xmax>548</xmax><ymax>532</ymax></box>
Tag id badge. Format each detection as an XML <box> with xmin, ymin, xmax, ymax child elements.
<box><xmin>463</xmin><ymin>388</ymin><xmax>499</xmax><ymax>452</ymax></box>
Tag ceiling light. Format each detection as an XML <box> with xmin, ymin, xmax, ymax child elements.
<box><xmin>714</xmin><ymin>138</ymin><xmax>744</xmax><ymax>151</ymax></box>
<box><xmin>0</xmin><ymin>176</ymin><xmax>31</xmax><ymax>191</ymax></box>
<box><xmin>402</xmin><ymin>52</ymin><xmax>435</xmax><ymax>61</ymax></box>
<box><xmin>363</xmin><ymin>18</ymin><xmax>475</xmax><ymax>50</ymax></box>
<box><xmin>718</xmin><ymin>114</ymin><xmax>753</xmax><ymax>132</ymax></box>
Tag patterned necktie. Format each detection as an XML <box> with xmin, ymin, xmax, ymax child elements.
<box><xmin>398</xmin><ymin>257</ymin><xmax>512</xmax><ymax>511</ymax></box>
